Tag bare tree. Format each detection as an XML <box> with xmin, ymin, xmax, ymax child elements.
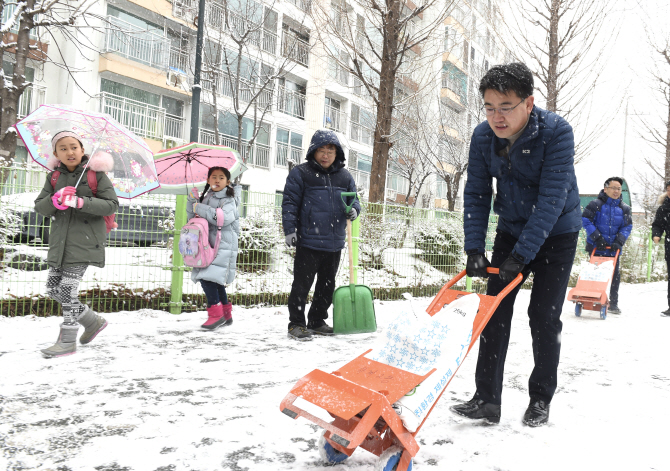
<box><xmin>638</xmin><ymin>37</ymin><xmax>670</xmax><ymax>183</ymax></box>
<box><xmin>508</xmin><ymin>0</ymin><xmax>621</xmax><ymax>162</ymax></box>
<box><xmin>192</xmin><ymin>0</ymin><xmax>308</xmax><ymax>181</ymax></box>
<box><xmin>311</xmin><ymin>0</ymin><xmax>454</xmax><ymax>203</ymax></box>
<box><xmin>387</xmin><ymin>92</ymin><xmax>438</xmax><ymax>208</ymax></box>
<box><xmin>0</xmin><ymin>0</ymin><xmax>102</xmax><ymax>171</ymax></box>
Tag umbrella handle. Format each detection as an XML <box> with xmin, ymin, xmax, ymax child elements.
<box><xmin>347</xmin><ymin>219</ymin><xmax>354</xmax><ymax>283</ymax></box>
<box><xmin>74</xmin><ymin>127</ymin><xmax>108</xmax><ymax>189</ymax></box>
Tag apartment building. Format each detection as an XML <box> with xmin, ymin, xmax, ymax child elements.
<box><xmin>7</xmin><ymin>0</ymin><xmax>507</xmax><ymax>206</ymax></box>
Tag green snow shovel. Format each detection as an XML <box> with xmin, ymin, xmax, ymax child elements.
<box><xmin>332</xmin><ymin>192</ymin><xmax>377</xmax><ymax>334</ymax></box>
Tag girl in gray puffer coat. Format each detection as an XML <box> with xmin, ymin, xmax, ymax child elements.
<box><xmin>186</xmin><ymin>166</ymin><xmax>240</xmax><ymax>330</ymax></box>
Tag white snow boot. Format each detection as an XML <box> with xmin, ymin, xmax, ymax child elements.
<box><xmin>41</xmin><ymin>324</ymin><xmax>79</xmax><ymax>358</ymax></box>
<box><xmin>78</xmin><ymin>306</ymin><xmax>108</xmax><ymax>344</ymax></box>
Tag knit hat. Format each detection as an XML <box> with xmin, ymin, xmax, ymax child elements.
<box><xmin>51</xmin><ymin>131</ymin><xmax>84</xmax><ymax>152</ymax></box>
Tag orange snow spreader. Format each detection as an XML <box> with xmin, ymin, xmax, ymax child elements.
<box><xmin>279</xmin><ymin>268</ymin><xmax>522</xmax><ymax>471</ymax></box>
<box><xmin>567</xmin><ymin>248</ymin><xmax>620</xmax><ymax>320</ymax></box>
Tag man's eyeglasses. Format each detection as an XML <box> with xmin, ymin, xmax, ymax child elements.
<box><xmin>606</xmin><ymin>186</ymin><xmax>622</xmax><ymax>192</ymax></box>
<box><xmin>482</xmin><ymin>99</ymin><xmax>525</xmax><ymax>116</ymax></box>
<box><xmin>316</xmin><ymin>149</ymin><xmax>337</xmax><ymax>156</ymax></box>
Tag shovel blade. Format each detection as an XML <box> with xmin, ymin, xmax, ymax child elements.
<box><xmin>333</xmin><ymin>283</ymin><xmax>376</xmax><ymax>334</ymax></box>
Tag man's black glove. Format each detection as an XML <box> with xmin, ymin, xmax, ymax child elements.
<box><xmin>499</xmin><ymin>252</ymin><xmax>525</xmax><ymax>283</ymax></box>
<box><xmin>594</xmin><ymin>236</ymin><xmax>608</xmax><ymax>250</ymax></box>
<box><xmin>466</xmin><ymin>253</ymin><xmax>491</xmax><ymax>278</ymax></box>
<box><xmin>611</xmin><ymin>241</ymin><xmax>623</xmax><ymax>252</ymax></box>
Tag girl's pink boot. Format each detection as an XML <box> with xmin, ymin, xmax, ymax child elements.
<box><xmin>222</xmin><ymin>302</ymin><xmax>233</xmax><ymax>327</ymax></box>
<box><xmin>201</xmin><ymin>303</ymin><xmax>225</xmax><ymax>330</ymax></box>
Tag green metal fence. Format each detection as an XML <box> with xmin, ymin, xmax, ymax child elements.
<box><xmin>0</xmin><ymin>164</ymin><xmax>666</xmax><ymax>317</ymax></box>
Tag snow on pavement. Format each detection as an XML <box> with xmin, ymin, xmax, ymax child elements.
<box><xmin>1</xmin><ymin>281</ymin><xmax>668</xmax><ymax>470</ymax></box>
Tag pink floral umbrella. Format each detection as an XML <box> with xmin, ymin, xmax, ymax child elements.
<box><xmin>15</xmin><ymin>104</ymin><xmax>160</xmax><ymax>199</ymax></box>
<box><xmin>152</xmin><ymin>142</ymin><xmax>247</xmax><ymax>195</ymax></box>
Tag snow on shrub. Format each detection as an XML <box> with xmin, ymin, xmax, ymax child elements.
<box><xmin>238</xmin><ymin>211</ymin><xmax>281</xmax><ymax>273</ymax></box>
<box><xmin>414</xmin><ymin>214</ymin><xmax>464</xmax><ymax>273</ymax></box>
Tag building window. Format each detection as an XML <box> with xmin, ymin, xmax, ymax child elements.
<box><xmin>275</xmin><ymin>128</ymin><xmax>303</xmax><ymax>167</ymax></box>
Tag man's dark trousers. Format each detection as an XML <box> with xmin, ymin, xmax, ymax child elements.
<box><xmin>288</xmin><ymin>246</ymin><xmax>341</xmax><ymax>328</ymax></box>
<box><xmin>610</xmin><ymin>256</ymin><xmax>620</xmax><ymax>307</ymax></box>
<box><xmin>473</xmin><ymin>230</ymin><xmax>579</xmax><ymax>406</ymax></box>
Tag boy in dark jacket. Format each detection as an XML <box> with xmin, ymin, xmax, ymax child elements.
<box><xmin>581</xmin><ymin>177</ymin><xmax>632</xmax><ymax>314</ymax></box>
<box><xmin>282</xmin><ymin>130</ymin><xmax>360</xmax><ymax>340</ymax></box>
<box><xmin>651</xmin><ymin>181</ymin><xmax>670</xmax><ymax>316</ymax></box>
<box><xmin>452</xmin><ymin>63</ymin><xmax>581</xmax><ymax>427</ymax></box>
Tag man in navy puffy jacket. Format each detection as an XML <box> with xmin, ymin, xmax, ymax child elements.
<box><xmin>282</xmin><ymin>129</ymin><xmax>360</xmax><ymax>341</ymax></box>
<box><xmin>581</xmin><ymin>177</ymin><xmax>632</xmax><ymax>315</ymax></box>
<box><xmin>450</xmin><ymin>63</ymin><xmax>581</xmax><ymax>427</ymax></box>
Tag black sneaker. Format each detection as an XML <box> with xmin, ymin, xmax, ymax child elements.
<box><xmin>523</xmin><ymin>399</ymin><xmax>550</xmax><ymax>427</ymax></box>
<box><xmin>288</xmin><ymin>325</ymin><xmax>313</xmax><ymax>341</ymax></box>
<box><xmin>450</xmin><ymin>398</ymin><xmax>501</xmax><ymax>424</ymax></box>
<box><xmin>662</xmin><ymin>309</ymin><xmax>670</xmax><ymax>317</ymax></box>
<box><xmin>307</xmin><ymin>322</ymin><xmax>334</xmax><ymax>336</ymax></box>
<box><xmin>608</xmin><ymin>305</ymin><xmax>621</xmax><ymax>315</ymax></box>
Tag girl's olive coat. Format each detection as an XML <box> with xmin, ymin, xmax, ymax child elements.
<box><xmin>34</xmin><ymin>159</ymin><xmax>119</xmax><ymax>268</ymax></box>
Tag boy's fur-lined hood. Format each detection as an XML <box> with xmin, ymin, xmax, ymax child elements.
<box><xmin>46</xmin><ymin>151</ymin><xmax>115</xmax><ymax>172</ymax></box>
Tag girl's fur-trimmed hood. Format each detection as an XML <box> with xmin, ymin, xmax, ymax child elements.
<box><xmin>46</xmin><ymin>151</ymin><xmax>115</xmax><ymax>172</ymax></box>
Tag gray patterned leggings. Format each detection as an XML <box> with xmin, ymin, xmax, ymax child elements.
<box><xmin>46</xmin><ymin>265</ymin><xmax>88</xmax><ymax>325</ymax></box>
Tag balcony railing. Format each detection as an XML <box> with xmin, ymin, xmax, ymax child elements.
<box><xmin>277</xmin><ymin>86</ymin><xmax>305</xmax><ymax>119</ymax></box>
<box><xmin>287</xmin><ymin>0</ymin><xmax>310</xmax><ymax>12</ymax></box>
<box><xmin>174</xmin><ymin>0</ymin><xmax>276</xmax><ymax>55</ymax></box>
<box><xmin>199</xmin><ymin>130</ymin><xmax>270</xmax><ymax>169</ymax></box>
<box><xmin>275</xmin><ymin>142</ymin><xmax>302</xmax><ymax>168</ymax></box>
<box><xmin>350</xmin><ymin>122</ymin><xmax>373</xmax><ymax>146</ymax></box>
<box><xmin>204</xmin><ymin>75</ymin><xmax>274</xmax><ymax>109</ymax></box>
<box><xmin>164</xmin><ymin>114</ymin><xmax>186</xmax><ymax>141</ymax></box>
<box><xmin>349</xmin><ymin>169</ymin><xmax>370</xmax><ymax>192</ymax></box>
<box><xmin>104</xmin><ymin>16</ymin><xmax>169</xmax><ymax>70</ymax></box>
<box><xmin>169</xmin><ymin>47</ymin><xmax>189</xmax><ymax>74</ymax></box>
<box><xmin>99</xmin><ymin>93</ymin><xmax>185</xmax><ymax>142</ymax></box>
<box><xmin>324</xmin><ymin>105</ymin><xmax>346</xmax><ymax>133</ymax></box>
<box><xmin>17</xmin><ymin>84</ymin><xmax>47</xmax><ymax>119</ymax></box>
<box><xmin>281</xmin><ymin>31</ymin><xmax>309</xmax><ymax>67</ymax></box>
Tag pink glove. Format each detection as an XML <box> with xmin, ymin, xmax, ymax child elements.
<box><xmin>60</xmin><ymin>186</ymin><xmax>77</xmax><ymax>200</ymax></box>
<box><xmin>77</xmin><ymin>197</ymin><xmax>84</xmax><ymax>209</ymax></box>
<box><xmin>51</xmin><ymin>191</ymin><xmax>68</xmax><ymax>210</ymax></box>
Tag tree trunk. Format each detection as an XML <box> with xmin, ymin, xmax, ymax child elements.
<box><xmin>0</xmin><ymin>0</ymin><xmax>34</xmax><ymax>171</ymax></box>
<box><xmin>545</xmin><ymin>0</ymin><xmax>560</xmax><ymax>113</ymax></box>
<box><xmin>447</xmin><ymin>171</ymin><xmax>463</xmax><ymax>211</ymax></box>
<box><xmin>368</xmin><ymin>0</ymin><xmax>400</xmax><ymax>204</ymax></box>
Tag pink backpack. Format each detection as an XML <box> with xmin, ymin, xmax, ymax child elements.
<box><xmin>50</xmin><ymin>169</ymin><xmax>118</xmax><ymax>233</ymax></box>
<box><xmin>178</xmin><ymin>208</ymin><xmax>224</xmax><ymax>268</ymax></box>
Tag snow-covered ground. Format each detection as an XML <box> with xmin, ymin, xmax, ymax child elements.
<box><xmin>1</xmin><ymin>281</ymin><xmax>668</xmax><ymax>471</ymax></box>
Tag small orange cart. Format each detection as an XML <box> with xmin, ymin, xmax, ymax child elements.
<box><xmin>567</xmin><ymin>248</ymin><xmax>620</xmax><ymax>320</ymax></box>
<box><xmin>279</xmin><ymin>268</ymin><xmax>522</xmax><ymax>471</ymax></box>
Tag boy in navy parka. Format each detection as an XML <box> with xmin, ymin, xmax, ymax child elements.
<box><xmin>281</xmin><ymin>130</ymin><xmax>360</xmax><ymax>340</ymax></box>
<box><xmin>581</xmin><ymin>176</ymin><xmax>632</xmax><ymax>315</ymax></box>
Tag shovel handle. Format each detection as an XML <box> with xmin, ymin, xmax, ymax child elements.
<box><xmin>346</xmin><ymin>219</ymin><xmax>354</xmax><ymax>283</ymax></box>
<box><xmin>340</xmin><ymin>191</ymin><xmax>358</xmax><ymax>214</ymax></box>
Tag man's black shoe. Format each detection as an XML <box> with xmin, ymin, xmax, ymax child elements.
<box><xmin>288</xmin><ymin>325</ymin><xmax>313</xmax><ymax>341</ymax></box>
<box><xmin>608</xmin><ymin>305</ymin><xmax>621</xmax><ymax>315</ymax></box>
<box><xmin>523</xmin><ymin>399</ymin><xmax>550</xmax><ymax>427</ymax></box>
<box><xmin>450</xmin><ymin>398</ymin><xmax>500</xmax><ymax>424</ymax></box>
<box><xmin>661</xmin><ymin>308</ymin><xmax>670</xmax><ymax>317</ymax></box>
<box><xmin>307</xmin><ymin>321</ymin><xmax>334</xmax><ymax>336</ymax></box>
